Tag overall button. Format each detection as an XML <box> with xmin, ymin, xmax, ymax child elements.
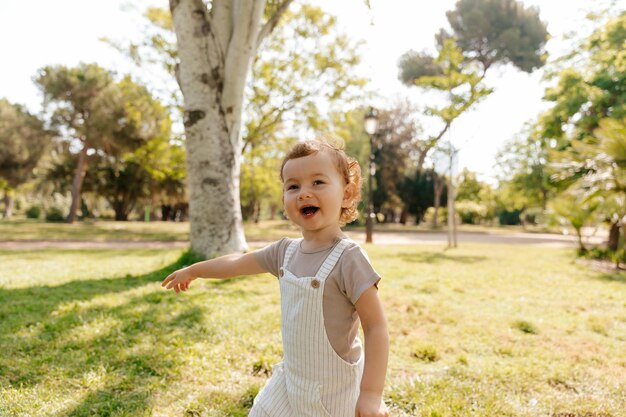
<box><xmin>311</xmin><ymin>279</ymin><xmax>320</xmax><ymax>289</ymax></box>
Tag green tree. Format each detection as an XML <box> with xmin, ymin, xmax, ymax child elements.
<box><xmin>0</xmin><ymin>99</ymin><xmax>53</xmax><ymax>217</ymax></box>
<box><xmin>84</xmin><ymin>135</ymin><xmax>185</xmax><ymax>221</ymax></box>
<box><xmin>398</xmin><ymin>40</ymin><xmax>493</xmax><ymax>171</ymax></box>
<box><xmin>244</xmin><ymin>4</ymin><xmax>366</xmax><ymax>151</ymax></box>
<box><xmin>539</xmin><ymin>12</ymin><xmax>626</xmax><ymax>260</ymax></box>
<box><xmin>398</xmin><ymin>0</ymin><xmax>548</xmax><ymax>169</ymax></box>
<box><xmin>439</xmin><ymin>0</ymin><xmax>548</xmax><ymax>72</ymax></box>
<box><xmin>329</xmin><ymin>103</ymin><xmax>425</xmax><ymax>224</ymax></box>
<box><xmin>456</xmin><ymin>168</ymin><xmax>482</xmax><ymax>202</ymax></box>
<box><xmin>552</xmin><ymin>117</ymin><xmax>626</xmax><ymax>251</ymax></box>
<box><xmin>34</xmin><ymin>64</ymin><xmax>113</xmax><ymax>222</ymax></box>
<box><xmin>370</xmin><ymin>103</ymin><xmax>422</xmax><ymax>223</ymax></box>
<box><xmin>495</xmin><ymin>125</ymin><xmax>553</xmax><ymax>218</ymax></box>
<box><xmin>240</xmin><ymin>137</ymin><xmax>291</xmax><ymax>222</ymax></box>
<box><xmin>399</xmin><ymin>0</ymin><xmax>548</xmax><ymax>233</ymax></box>
<box><xmin>398</xmin><ymin>169</ymin><xmax>445</xmax><ymax>225</ymax></box>
<box><xmin>239</xmin><ymin>5</ymin><xmax>366</xmax><ymax>221</ymax></box>
<box><xmin>550</xmin><ymin>191</ymin><xmax>600</xmax><ymax>252</ymax></box>
<box><xmin>44</xmin><ymin>137</ymin><xmax>186</xmax><ymax>222</ymax></box>
<box><xmin>538</xmin><ymin>11</ymin><xmax>625</xmax><ymax>146</ymax></box>
<box><xmin>35</xmin><ymin>65</ymin><xmax>173</xmax><ymax>222</ymax></box>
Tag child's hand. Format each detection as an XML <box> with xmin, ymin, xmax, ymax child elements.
<box><xmin>161</xmin><ymin>267</ymin><xmax>196</xmax><ymax>293</ymax></box>
<box><xmin>355</xmin><ymin>391</ymin><xmax>389</xmax><ymax>417</ymax></box>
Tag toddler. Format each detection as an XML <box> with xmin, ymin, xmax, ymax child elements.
<box><xmin>162</xmin><ymin>139</ymin><xmax>389</xmax><ymax>417</ymax></box>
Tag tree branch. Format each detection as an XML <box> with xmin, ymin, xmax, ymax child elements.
<box><xmin>211</xmin><ymin>0</ymin><xmax>232</xmax><ymax>59</ymax></box>
<box><xmin>256</xmin><ymin>0</ymin><xmax>295</xmax><ymax>51</ymax></box>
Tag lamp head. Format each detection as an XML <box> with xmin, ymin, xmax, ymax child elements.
<box><xmin>364</xmin><ymin>106</ymin><xmax>378</xmax><ymax>135</ymax></box>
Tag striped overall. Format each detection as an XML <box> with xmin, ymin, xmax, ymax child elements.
<box><xmin>249</xmin><ymin>238</ymin><xmax>364</xmax><ymax>417</ymax></box>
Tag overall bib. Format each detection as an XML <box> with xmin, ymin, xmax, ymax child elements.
<box><xmin>249</xmin><ymin>238</ymin><xmax>364</xmax><ymax>417</ymax></box>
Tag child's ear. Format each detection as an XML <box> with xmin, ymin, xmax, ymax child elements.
<box><xmin>342</xmin><ymin>182</ymin><xmax>356</xmax><ymax>208</ymax></box>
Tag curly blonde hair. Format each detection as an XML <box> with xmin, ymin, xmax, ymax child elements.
<box><xmin>280</xmin><ymin>138</ymin><xmax>362</xmax><ymax>226</ymax></box>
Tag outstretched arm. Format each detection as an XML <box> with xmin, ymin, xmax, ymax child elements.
<box><xmin>355</xmin><ymin>286</ymin><xmax>389</xmax><ymax>417</ymax></box>
<box><xmin>161</xmin><ymin>251</ymin><xmax>267</xmax><ymax>293</ymax></box>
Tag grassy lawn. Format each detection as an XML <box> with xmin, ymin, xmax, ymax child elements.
<box><xmin>0</xmin><ymin>219</ymin><xmax>302</xmax><ymax>242</ymax></box>
<box><xmin>0</xmin><ymin>219</ymin><xmax>190</xmax><ymax>242</ymax></box>
<box><xmin>0</xmin><ymin>218</ymin><xmax>584</xmax><ymax>243</ymax></box>
<box><xmin>0</xmin><ymin>239</ymin><xmax>625</xmax><ymax>416</ymax></box>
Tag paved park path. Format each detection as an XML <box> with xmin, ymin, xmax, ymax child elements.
<box><xmin>0</xmin><ymin>229</ymin><xmax>607</xmax><ymax>250</ymax></box>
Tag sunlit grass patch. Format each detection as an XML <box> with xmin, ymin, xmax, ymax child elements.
<box><xmin>0</xmin><ymin>218</ymin><xmax>302</xmax><ymax>243</ymax></box>
<box><xmin>0</xmin><ymin>248</ymin><xmax>184</xmax><ymax>289</ymax></box>
<box><xmin>0</xmin><ymin>218</ymin><xmax>190</xmax><ymax>241</ymax></box>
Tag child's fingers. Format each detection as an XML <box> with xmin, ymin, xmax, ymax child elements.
<box><xmin>161</xmin><ymin>272</ymin><xmax>176</xmax><ymax>287</ymax></box>
<box><xmin>166</xmin><ymin>276</ymin><xmax>182</xmax><ymax>290</ymax></box>
<box><xmin>162</xmin><ymin>271</ymin><xmax>193</xmax><ymax>292</ymax></box>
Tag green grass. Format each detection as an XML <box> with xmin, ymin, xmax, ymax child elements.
<box><xmin>0</xmin><ymin>218</ymin><xmax>190</xmax><ymax>241</ymax></box>
<box><xmin>0</xmin><ymin>241</ymin><xmax>625</xmax><ymax>416</ymax></box>
<box><xmin>0</xmin><ymin>219</ymin><xmax>304</xmax><ymax>242</ymax></box>
<box><xmin>0</xmin><ymin>217</ymin><xmax>581</xmax><ymax>243</ymax></box>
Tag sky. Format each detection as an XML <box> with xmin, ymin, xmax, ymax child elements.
<box><xmin>0</xmin><ymin>0</ymin><xmax>600</xmax><ymax>184</ymax></box>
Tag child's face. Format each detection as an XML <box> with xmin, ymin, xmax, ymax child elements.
<box><xmin>282</xmin><ymin>151</ymin><xmax>352</xmax><ymax>234</ymax></box>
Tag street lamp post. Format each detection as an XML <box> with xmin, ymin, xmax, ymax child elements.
<box><xmin>364</xmin><ymin>107</ymin><xmax>379</xmax><ymax>244</ymax></box>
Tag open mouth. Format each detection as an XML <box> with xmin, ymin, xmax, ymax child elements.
<box><xmin>300</xmin><ymin>206</ymin><xmax>320</xmax><ymax>217</ymax></box>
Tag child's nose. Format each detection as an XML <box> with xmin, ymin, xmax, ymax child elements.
<box><xmin>298</xmin><ymin>188</ymin><xmax>312</xmax><ymax>200</ymax></box>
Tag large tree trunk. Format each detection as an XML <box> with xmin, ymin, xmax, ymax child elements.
<box><xmin>3</xmin><ymin>191</ymin><xmax>14</xmax><ymax>218</ymax></box>
<box><xmin>171</xmin><ymin>0</ymin><xmax>293</xmax><ymax>257</ymax></box>
<box><xmin>171</xmin><ymin>0</ymin><xmax>259</xmax><ymax>256</ymax></box>
<box><xmin>67</xmin><ymin>145</ymin><xmax>88</xmax><ymax>223</ymax></box>
<box><xmin>111</xmin><ymin>199</ymin><xmax>132</xmax><ymax>221</ymax></box>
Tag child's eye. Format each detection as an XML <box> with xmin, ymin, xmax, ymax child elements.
<box><xmin>313</xmin><ymin>180</ymin><xmax>325</xmax><ymax>185</ymax></box>
<box><xmin>287</xmin><ymin>184</ymin><xmax>299</xmax><ymax>190</ymax></box>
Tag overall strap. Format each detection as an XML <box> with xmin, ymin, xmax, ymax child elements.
<box><xmin>315</xmin><ymin>238</ymin><xmax>351</xmax><ymax>281</ymax></box>
<box><xmin>282</xmin><ymin>238</ymin><xmax>301</xmax><ymax>268</ymax></box>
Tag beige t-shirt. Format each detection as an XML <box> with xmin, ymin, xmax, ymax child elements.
<box><xmin>253</xmin><ymin>237</ymin><xmax>381</xmax><ymax>363</ymax></box>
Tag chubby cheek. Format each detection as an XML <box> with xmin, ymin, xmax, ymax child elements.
<box><xmin>282</xmin><ymin>193</ymin><xmax>297</xmax><ymax>216</ymax></box>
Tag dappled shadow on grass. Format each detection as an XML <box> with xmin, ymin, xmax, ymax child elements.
<box><xmin>595</xmin><ymin>270</ymin><xmax>626</xmax><ymax>284</ymax></box>
<box><xmin>396</xmin><ymin>251</ymin><xmax>486</xmax><ymax>264</ymax></box>
<box><xmin>0</xmin><ymin>249</ymin><xmax>260</xmax><ymax>417</ymax></box>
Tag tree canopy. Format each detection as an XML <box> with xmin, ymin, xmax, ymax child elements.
<box><xmin>439</xmin><ymin>0</ymin><xmax>548</xmax><ymax>72</ymax></box>
<box><xmin>398</xmin><ymin>0</ymin><xmax>548</xmax><ymax>171</ymax></box>
<box><xmin>0</xmin><ymin>99</ymin><xmax>52</xmax><ymax>190</ymax></box>
<box><xmin>35</xmin><ymin>63</ymin><xmax>173</xmax><ymax>222</ymax></box>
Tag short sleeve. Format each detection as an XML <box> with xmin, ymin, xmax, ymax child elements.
<box><xmin>252</xmin><ymin>238</ymin><xmax>290</xmax><ymax>278</ymax></box>
<box><xmin>339</xmin><ymin>243</ymin><xmax>381</xmax><ymax>305</ymax></box>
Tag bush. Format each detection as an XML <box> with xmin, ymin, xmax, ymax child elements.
<box><xmin>582</xmin><ymin>246</ymin><xmax>626</xmax><ymax>265</ymax></box>
<box><xmin>498</xmin><ymin>209</ymin><xmax>522</xmax><ymax>225</ymax></box>
<box><xmin>522</xmin><ymin>207</ymin><xmax>546</xmax><ymax>225</ymax></box>
<box><xmin>423</xmin><ymin>206</ymin><xmax>447</xmax><ymax>226</ymax></box>
<box><xmin>45</xmin><ymin>207</ymin><xmax>65</xmax><ymax>222</ymax></box>
<box><xmin>25</xmin><ymin>205</ymin><xmax>42</xmax><ymax>219</ymax></box>
<box><xmin>456</xmin><ymin>200</ymin><xmax>488</xmax><ymax>224</ymax></box>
